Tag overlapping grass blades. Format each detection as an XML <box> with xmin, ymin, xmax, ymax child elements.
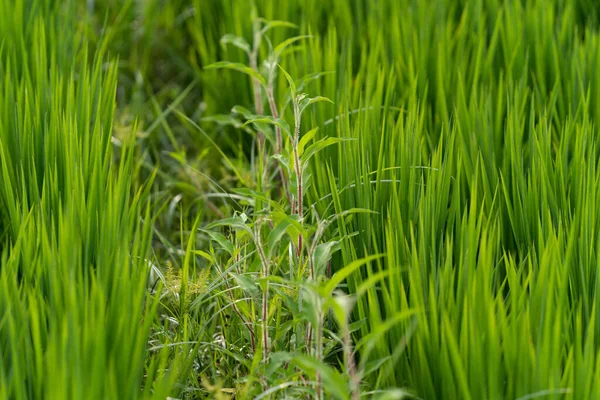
<box><xmin>0</xmin><ymin>2</ymin><xmax>180</xmax><ymax>399</ymax></box>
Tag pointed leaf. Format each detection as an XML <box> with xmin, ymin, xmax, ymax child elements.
<box><xmin>231</xmin><ymin>105</ymin><xmax>255</xmax><ymax>119</ymax></box>
<box><xmin>328</xmin><ymin>292</ymin><xmax>356</xmax><ymax>325</ymax></box>
<box><xmin>192</xmin><ymin>250</ymin><xmax>216</xmax><ymax>264</ymax></box>
<box><xmin>292</xmin><ymin>354</ymin><xmax>350</xmax><ymax>400</ymax></box>
<box><xmin>203</xmin><ymin>230</ymin><xmax>235</xmax><ymax>256</ymax></box>
<box><xmin>259</xmin><ymin>19</ymin><xmax>298</xmax><ymax>34</ymax></box>
<box><xmin>273</xmin><ymin>35</ymin><xmax>313</xmax><ymax>59</ymax></box>
<box><xmin>278</xmin><ymin>64</ymin><xmax>296</xmax><ymax>94</ymax></box>
<box><xmin>266</xmin><ymin>218</ymin><xmax>293</xmax><ymax>258</ymax></box>
<box><xmin>323</xmin><ymin>254</ymin><xmax>384</xmax><ymax>296</ymax></box>
<box><xmin>372</xmin><ymin>389</ymin><xmax>412</xmax><ymax>400</ymax></box>
<box><xmin>272</xmin><ymin>153</ymin><xmax>291</xmax><ymax>174</ymax></box>
<box><xmin>303</xmin><ymin>137</ymin><xmax>353</xmax><ymax>164</ymax></box>
<box><xmin>299</xmin><ymin>95</ymin><xmax>334</xmax><ymax>115</ymax></box>
<box><xmin>243</xmin><ymin>116</ymin><xmax>291</xmax><ymax>138</ymax></box>
<box><xmin>230</xmin><ymin>273</ymin><xmax>261</xmax><ymax>298</ymax></box>
<box><xmin>204</xmin><ymin>61</ymin><xmax>266</xmax><ymax>86</ymax></box>
<box><xmin>298</xmin><ymin>127</ymin><xmax>319</xmax><ymax>156</ymax></box>
<box><xmin>201</xmin><ymin>114</ymin><xmax>245</xmax><ymax>128</ymax></box>
<box><xmin>265</xmin><ymin>352</ymin><xmax>292</xmax><ymax>378</ymax></box>
<box><xmin>301</xmin><ymin>286</ymin><xmax>320</xmax><ymax>326</ymax></box>
<box><xmin>231</xmin><ymin>187</ymin><xmax>283</xmax><ymax>211</ymax></box>
<box><xmin>220</xmin><ymin>34</ymin><xmax>251</xmax><ymax>53</ymax></box>
<box><xmin>296</xmin><ymin>71</ymin><xmax>335</xmax><ymax>91</ymax></box>
<box><xmin>226</xmin><ymin>108</ymin><xmax>275</xmax><ymax>142</ymax></box>
<box><xmin>313</xmin><ymin>241</ymin><xmax>339</xmax><ymax>276</ymax></box>
<box><xmin>204</xmin><ymin>217</ymin><xmax>253</xmax><ymax>235</ymax></box>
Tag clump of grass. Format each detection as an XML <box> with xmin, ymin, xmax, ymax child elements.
<box><xmin>0</xmin><ymin>1</ymin><xmax>191</xmax><ymax>398</ymax></box>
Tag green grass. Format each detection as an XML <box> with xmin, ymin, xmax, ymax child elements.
<box><xmin>4</xmin><ymin>0</ymin><xmax>600</xmax><ymax>398</ymax></box>
<box><xmin>0</xmin><ymin>2</ymin><xmax>185</xmax><ymax>398</ymax></box>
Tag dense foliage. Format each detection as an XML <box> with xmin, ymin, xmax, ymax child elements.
<box><xmin>4</xmin><ymin>0</ymin><xmax>600</xmax><ymax>398</ymax></box>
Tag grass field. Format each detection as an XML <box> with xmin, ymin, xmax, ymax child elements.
<box><xmin>3</xmin><ymin>0</ymin><xmax>600</xmax><ymax>398</ymax></box>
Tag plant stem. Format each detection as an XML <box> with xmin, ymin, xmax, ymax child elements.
<box><xmin>343</xmin><ymin>321</ymin><xmax>360</xmax><ymax>400</ymax></box>
<box><xmin>308</xmin><ymin>245</ymin><xmax>315</xmax><ymax>281</ymax></box>
<box><xmin>266</xmin><ymin>85</ymin><xmax>281</xmax><ymax>154</ymax></box>
<box><xmin>306</xmin><ymin>324</ymin><xmax>313</xmax><ymax>354</ymax></box>
<box><xmin>292</xmin><ymin>98</ymin><xmax>303</xmax><ymax>257</ymax></box>
<box><xmin>315</xmin><ymin>308</ymin><xmax>324</xmax><ymax>400</ymax></box>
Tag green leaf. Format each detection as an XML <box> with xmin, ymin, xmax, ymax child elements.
<box><xmin>312</xmin><ymin>241</ymin><xmax>339</xmax><ymax>276</ymax></box>
<box><xmin>323</xmin><ymin>254</ymin><xmax>384</xmax><ymax>296</ymax></box>
<box><xmin>296</xmin><ymin>71</ymin><xmax>335</xmax><ymax>91</ymax></box>
<box><xmin>355</xmin><ymin>310</ymin><xmax>420</xmax><ymax>352</ymax></box>
<box><xmin>271</xmin><ymin>153</ymin><xmax>291</xmax><ymax>174</ymax></box>
<box><xmin>298</xmin><ymin>127</ymin><xmax>318</xmax><ymax>156</ymax></box>
<box><xmin>203</xmin><ymin>230</ymin><xmax>235</xmax><ymax>256</ymax></box>
<box><xmin>243</xmin><ymin>116</ymin><xmax>291</xmax><ymax>138</ymax></box>
<box><xmin>204</xmin><ymin>61</ymin><xmax>266</xmax><ymax>86</ymax></box>
<box><xmin>168</xmin><ymin>151</ymin><xmax>187</xmax><ymax>165</ymax></box>
<box><xmin>204</xmin><ymin>216</ymin><xmax>253</xmax><ymax>235</ymax></box>
<box><xmin>280</xmin><ymin>72</ymin><xmax>336</xmax><ymax>113</ymax></box>
<box><xmin>300</xmin><ymin>287</ymin><xmax>320</xmax><ymax>326</ymax></box>
<box><xmin>328</xmin><ymin>292</ymin><xmax>356</xmax><ymax>327</ymax></box>
<box><xmin>230</xmin><ymin>187</ymin><xmax>283</xmax><ymax>211</ymax></box>
<box><xmin>302</xmin><ymin>137</ymin><xmax>353</xmax><ymax>164</ymax></box>
<box><xmin>220</xmin><ymin>34</ymin><xmax>251</xmax><ymax>53</ymax></box>
<box><xmin>266</xmin><ymin>218</ymin><xmax>293</xmax><ymax>258</ymax></box>
<box><xmin>192</xmin><ymin>250</ymin><xmax>215</xmax><ymax>264</ymax></box>
<box><xmin>299</xmin><ymin>95</ymin><xmax>334</xmax><ymax>115</ymax></box>
<box><xmin>273</xmin><ymin>35</ymin><xmax>313</xmax><ymax>59</ymax></box>
<box><xmin>292</xmin><ymin>354</ymin><xmax>350</xmax><ymax>400</ymax></box>
<box><xmin>264</xmin><ymin>352</ymin><xmax>292</xmax><ymax>378</ymax></box>
<box><xmin>259</xmin><ymin>19</ymin><xmax>298</xmax><ymax>34</ymax></box>
<box><xmin>221</xmin><ymin>108</ymin><xmax>274</xmax><ymax>143</ymax></box>
<box><xmin>230</xmin><ymin>107</ymin><xmax>276</xmax><ymax>140</ymax></box>
<box><xmin>201</xmin><ymin>114</ymin><xmax>245</xmax><ymax>128</ymax></box>
<box><xmin>231</xmin><ymin>105</ymin><xmax>255</xmax><ymax>119</ymax></box>
<box><xmin>372</xmin><ymin>389</ymin><xmax>412</xmax><ymax>400</ymax></box>
<box><xmin>230</xmin><ymin>273</ymin><xmax>261</xmax><ymax>298</ymax></box>
<box><xmin>278</xmin><ymin>64</ymin><xmax>296</xmax><ymax>94</ymax></box>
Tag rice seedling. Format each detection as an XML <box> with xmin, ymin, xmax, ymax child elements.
<box><xmin>0</xmin><ymin>1</ymin><xmax>190</xmax><ymax>398</ymax></box>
